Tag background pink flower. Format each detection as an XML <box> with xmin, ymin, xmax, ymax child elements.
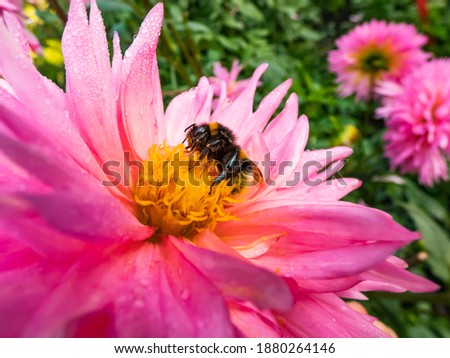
<box><xmin>377</xmin><ymin>59</ymin><xmax>450</xmax><ymax>186</ymax></box>
<box><xmin>328</xmin><ymin>20</ymin><xmax>430</xmax><ymax>101</ymax></box>
<box><xmin>209</xmin><ymin>60</ymin><xmax>257</xmax><ymax>110</ymax></box>
<box><xmin>0</xmin><ymin>0</ymin><xmax>438</xmax><ymax>337</ymax></box>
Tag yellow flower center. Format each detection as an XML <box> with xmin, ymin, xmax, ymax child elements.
<box><xmin>133</xmin><ymin>143</ymin><xmax>239</xmax><ymax>239</ymax></box>
<box><xmin>360</xmin><ymin>50</ymin><xmax>389</xmax><ymax>73</ymax></box>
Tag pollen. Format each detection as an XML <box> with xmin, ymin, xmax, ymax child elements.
<box><xmin>133</xmin><ymin>143</ymin><xmax>239</xmax><ymax>239</ymax></box>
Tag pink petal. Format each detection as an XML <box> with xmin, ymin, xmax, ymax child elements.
<box><xmin>229</xmin><ymin>301</ymin><xmax>281</xmax><ymax>338</ymax></box>
<box><xmin>229</xmin><ymin>59</ymin><xmax>242</xmax><ymax>82</ymax></box>
<box><xmin>255</xmin><ymin>241</ymin><xmax>401</xmax><ymax>280</ymax></box>
<box><xmin>23</xmin><ymin>240</ymin><xmax>235</xmax><ymax>337</ymax></box>
<box><xmin>0</xmin><ymin>261</ymin><xmax>68</xmax><ymax>337</ymax></box>
<box><xmin>0</xmin><ymin>207</ymin><xmax>90</xmax><ymax>260</ymax></box>
<box><xmin>213</xmin><ymin>62</ymin><xmax>229</xmax><ymax>81</ymax></box>
<box><xmin>71</xmin><ymin>306</ymin><xmax>116</xmax><ymax>337</ymax></box>
<box><xmin>274</xmin><ymin>178</ymin><xmax>362</xmax><ymax>202</ymax></box>
<box><xmin>295</xmin><ymin>276</ymin><xmax>363</xmax><ymax>293</ymax></box>
<box><xmin>62</xmin><ymin>0</ymin><xmax>123</xmax><ymax>165</ymax></box>
<box><xmin>245</xmin><ymin>131</ymin><xmax>270</xmax><ymax>166</ymax></box>
<box><xmin>263</xmin><ymin>92</ymin><xmax>299</xmax><ymax>149</ymax></box>
<box><xmin>0</xmin><ymin>90</ymin><xmax>89</xmax><ymax>182</ymax></box>
<box><xmin>240</xmin><ymin>79</ymin><xmax>292</xmax><ymax>146</ymax></box>
<box><xmin>163</xmin><ymin>77</ymin><xmax>213</xmax><ymax>145</ymax></box>
<box><xmin>355</xmin><ymin>259</ymin><xmax>439</xmax><ymax>293</ymax></box>
<box><xmin>212</xmin><ymin>80</ymin><xmax>228</xmax><ymax>111</ymax></box>
<box><xmin>217</xmin><ymin>202</ymin><xmax>418</xmax><ymax>280</ymax></box>
<box><xmin>269</xmin><ymin>114</ymin><xmax>309</xmax><ymax>181</ymax></box>
<box><xmin>0</xmin><ymin>131</ymin><xmax>152</xmax><ymax>244</ymax></box>
<box><xmin>0</xmin><ymin>237</ymin><xmax>42</xmax><ymax>271</ymax></box>
<box><xmin>0</xmin><ymin>78</ymin><xmax>15</xmax><ymax>95</ymax></box>
<box><xmin>0</xmin><ymin>147</ymin><xmax>39</xmax><ymax>193</ymax></box>
<box><xmin>211</xmin><ymin>63</ymin><xmax>268</xmax><ymax>135</ymax></box>
<box><xmin>0</xmin><ymin>19</ymin><xmax>102</xmax><ymax>179</ymax></box>
<box><xmin>23</xmin><ymin>28</ymin><xmax>42</xmax><ymax>54</ymax></box>
<box><xmin>112</xmin><ymin>32</ymin><xmax>122</xmax><ymax>98</ymax></box>
<box><xmin>171</xmin><ymin>237</ymin><xmax>293</xmax><ymax>312</ymax></box>
<box><xmin>223</xmin><ymin>201</ymin><xmax>419</xmax><ymax>246</ymax></box>
<box><xmin>0</xmin><ymin>92</ymin><xmax>129</xmax><ymax>210</ymax></box>
<box><xmin>279</xmin><ymin>293</ymin><xmax>387</xmax><ymax>337</ymax></box>
<box><xmin>294</xmin><ymin>146</ymin><xmax>354</xmax><ymax>184</ymax></box>
<box><xmin>0</xmin><ymin>0</ymin><xmax>20</xmax><ymax>12</ymax></box>
<box><xmin>194</xmin><ymin>230</ymin><xmax>243</xmax><ymax>259</ymax></box>
<box><xmin>3</xmin><ymin>12</ymin><xmax>31</xmax><ymax>58</ymax></box>
<box><xmin>119</xmin><ymin>3</ymin><xmax>164</xmax><ymax>159</ymax></box>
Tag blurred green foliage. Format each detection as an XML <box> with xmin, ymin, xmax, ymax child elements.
<box><xmin>30</xmin><ymin>0</ymin><xmax>450</xmax><ymax>337</ymax></box>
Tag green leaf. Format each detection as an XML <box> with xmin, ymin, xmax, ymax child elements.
<box><xmin>97</xmin><ymin>0</ymin><xmax>133</xmax><ymax>13</ymax></box>
<box><xmin>223</xmin><ymin>16</ymin><xmax>245</xmax><ymax>30</ymax></box>
<box><xmin>402</xmin><ymin>202</ymin><xmax>450</xmax><ymax>282</ymax></box>
<box><xmin>236</xmin><ymin>2</ymin><xmax>265</xmax><ymax>22</ymax></box>
<box><xmin>298</xmin><ymin>27</ymin><xmax>323</xmax><ymax>41</ymax></box>
<box><xmin>186</xmin><ymin>21</ymin><xmax>212</xmax><ymax>34</ymax></box>
<box><xmin>217</xmin><ymin>35</ymin><xmax>241</xmax><ymax>51</ymax></box>
<box><xmin>404</xmin><ymin>180</ymin><xmax>448</xmax><ymax>223</ymax></box>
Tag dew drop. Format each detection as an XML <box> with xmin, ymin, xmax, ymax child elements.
<box><xmin>180</xmin><ymin>288</ymin><xmax>190</xmax><ymax>300</ymax></box>
<box><xmin>76</xmin><ymin>37</ymin><xmax>84</xmax><ymax>47</ymax></box>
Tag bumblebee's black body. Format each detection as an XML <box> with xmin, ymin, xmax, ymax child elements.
<box><xmin>184</xmin><ymin>122</ymin><xmax>260</xmax><ymax>193</ymax></box>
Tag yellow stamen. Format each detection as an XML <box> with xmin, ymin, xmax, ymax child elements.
<box><xmin>133</xmin><ymin>143</ymin><xmax>239</xmax><ymax>239</ymax></box>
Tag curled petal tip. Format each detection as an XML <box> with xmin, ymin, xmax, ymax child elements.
<box><xmin>152</xmin><ymin>2</ymin><xmax>164</xmax><ymax>16</ymax></box>
<box><xmin>257</xmin><ymin>63</ymin><xmax>269</xmax><ymax>72</ymax></box>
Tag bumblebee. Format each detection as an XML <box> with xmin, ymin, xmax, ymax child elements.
<box><xmin>184</xmin><ymin>122</ymin><xmax>262</xmax><ymax>193</ymax></box>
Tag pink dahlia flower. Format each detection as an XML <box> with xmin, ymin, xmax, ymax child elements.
<box><xmin>377</xmin><ymin>59</ymin><xmax>450</xmax><ymax>186</ymax></box>
<box><xmin>209</xmin><ymin>60</ymin><xmax>256</xmax><ymax>110</ymax></box>
<box><xmin>328</xmin><ymin>20</ymin><xmax>430</xmax><ymax>101</ymax></box>
<box><xmin>0</xmin><ymin>0</ymin><xmax>437</xmax><ymax>337</ymax></box>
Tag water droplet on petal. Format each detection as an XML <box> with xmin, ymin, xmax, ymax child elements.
<box><xmin>180</xmin><ymin>288</ymin><xmax>190</xmax><ymax>300</ymax></box>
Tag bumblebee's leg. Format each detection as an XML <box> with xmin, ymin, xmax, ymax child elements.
<box><xmin>209</xmin><ymin>150</ymin><xmax>239</xmax><ymax>195</ymax></box>
<box><xmin>188</xmin><ymin>146</ymin><xmax>209</xmax><ymax>171</ymax></box>
<box><xmin>209</xmin><ymin>170</ymin><xmax>228</xmax><ymax>195</ymax></box>
<box><xmin>206</xmin><ymin>138</ymin><xmax>222</xmax><ymax>148</ymax></box>
<box><xmin>198</xmin><ymin>146</ymin><xmax>210</xmax><ymax>161</ymax></box>
<box><xmin>185</xmin><ymin>130</ymin><xmax>208</xmax><ymax>150</ymax></box>
<box><xmin>225</xmin><ymin>151</ymin><xmax>239</xmax><ymax>170</ymax></box>
<box><xmin>198</xmin><ymin>138</ymin><xmax>222</xmax><ymax>162</ymax></box>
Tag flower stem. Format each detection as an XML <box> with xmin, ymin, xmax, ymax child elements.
<box><xmin>182</xmin><ymin>10</ymin><xmax>203</xmax><ymax>77</ymax></box>
<box><xmin>48</xmin><ymin>0</ymin><xmax>67</xmax><ymax>24</ymax></box>
<box><xmin>159</xmin><ymin>28</ymin><xmax>193</xmax><ymax>86</ymax></box>
<box><xmin>167</xmin><ymin>21</ymin><xmax>203</xmax><ymax>79</ymax></box>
